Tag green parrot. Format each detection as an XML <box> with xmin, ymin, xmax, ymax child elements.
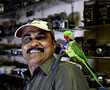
<box><xmin>62</xmin><ymin>30</ymin><xmax>103</xmax><ymax>87</ymax></box>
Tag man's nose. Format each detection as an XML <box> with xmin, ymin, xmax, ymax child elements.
<box><xmin>31</xmin><ymin>38</ymin><xmax>40</xmax><ymax>46</ymax></box>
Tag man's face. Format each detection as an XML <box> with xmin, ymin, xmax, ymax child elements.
<box><xmin>21</xmin><ymin>26</ymin><xmax>56</xmax><ymax>65</ymax></box>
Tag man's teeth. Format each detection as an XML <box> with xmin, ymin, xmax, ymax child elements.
<box><xmin>30</xmin><ymin>50</ymin><xmax>40</xmax><ymax>53</ymax></box>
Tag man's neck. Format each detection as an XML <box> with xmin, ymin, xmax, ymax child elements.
<box><xmin>28</xmin><ymin>62</ymin><xmax>39</xmax><ymax>75</ymax></box>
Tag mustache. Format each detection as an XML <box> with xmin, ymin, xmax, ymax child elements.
<box><xmin>27</xmin><ymin>47</ymin><xmax>44</xmax><ymax>54</ymax></box>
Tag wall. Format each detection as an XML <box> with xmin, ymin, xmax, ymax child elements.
<box><xmin>0</xmin><ymin>1</ymin><xmax>84</xmax><ymax>24</ymax></box>
<box><xmin>96</xmin><ymin>28</ymin><xmax>110</xmax><ymax>45</ymax></box>
<box><xmin>16</xmin><ymin>0</ymin><xmax>84</xmax><ymax>25</ymax></box>
<box><xmin>94</xmin><ymin>58</ymin><xmax>110</xmax><ymax>77</ymax></box>
<box><xmin>84</xmin><ymin>25</ymin><xmax>110</xmax><ymax>45</ymax></box>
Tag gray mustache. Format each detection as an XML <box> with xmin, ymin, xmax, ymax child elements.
<box><xmin>27</xmin><ymin>47</ymin><xmax>44</xmax><ymax>54</ymax></box>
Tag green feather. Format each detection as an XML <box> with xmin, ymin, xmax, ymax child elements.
<box><xmin>65</xmin><ymin>41</ymin><xmax>103</xmax><ymax>87</ymax></box>
<box><xmin>75</xmin><ymin>55</ymin><xmax>103</xmax><ymax>87</ymax></box>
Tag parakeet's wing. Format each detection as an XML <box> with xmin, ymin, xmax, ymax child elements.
<box><xmin>70</xmin><ymin>41</ymin><xmax>90</xmax><ymax>66</ymax></box>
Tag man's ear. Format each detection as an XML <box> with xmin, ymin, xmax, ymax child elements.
<box><xmin>53</xmin><ymin>40</ymin><xmax>57</xmax><ymax>50</ymax></box>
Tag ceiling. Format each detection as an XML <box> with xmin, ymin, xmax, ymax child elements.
<box><xmin>0</xmin><ymin>0</ymin><xmax>43</xmax><ymax>13</ymax></box>
<box><xmin>0</xmin><ymin>0</ymin><xmax>81</xmax><ymax>13</ymax></box>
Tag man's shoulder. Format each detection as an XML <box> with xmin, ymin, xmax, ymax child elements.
<box><xmin>57</xmin><ymin>61</ymin><xmax>81</xmax><ymax>73</ymax></box>
<box><xmin>54</xmin><ymin>61</ymin><xmax>85</xmax><ymax>81</ymax></box>
<box><xmin>59</xmin><ymin>61</ymin><xmax>78</xmax><ymax>67</ymax></box>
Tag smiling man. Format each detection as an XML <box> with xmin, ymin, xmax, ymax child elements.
<box><xmin>15</xmin><ymin>19</ymin><xmax>89</xmax><ymax>90</ymax></box>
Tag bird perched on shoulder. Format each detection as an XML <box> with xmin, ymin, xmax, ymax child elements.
<box><xmin>62</xmin><ymin>30</ymin><xmax>103</xmax><ymax>87</ymax></box>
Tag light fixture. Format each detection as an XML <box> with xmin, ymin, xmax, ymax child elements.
<box><xmin>0</xmin><ymin>4</ymin><xmax>4</xmax><ymax>13</ymax></box>
<box><xmin>35</xmin><ymin>0</ymin><xmax>40</xmax><ymax>2</ymax></box>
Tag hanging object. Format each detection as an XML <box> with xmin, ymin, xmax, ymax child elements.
<box><xmin>0</xmin><ymin>4</ymin><xmax>4</xmax><ymax>14</ymax></box>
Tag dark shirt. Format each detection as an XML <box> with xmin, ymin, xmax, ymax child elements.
<box><xmin>24</xmin><ymin>56</ymin><xmax>89</xmax><ymax>90</ymax></box>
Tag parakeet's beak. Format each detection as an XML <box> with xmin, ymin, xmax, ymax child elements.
<box><xmin>64</xmin><ymin>35</ymin><xmax>69</xmax><ymax>40</ymax></box>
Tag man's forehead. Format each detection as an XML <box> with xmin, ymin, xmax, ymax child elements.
<box><xmin>21</xmin><ymin>26</ymin><xmax>47</xmax><ymax>36</ymax></box>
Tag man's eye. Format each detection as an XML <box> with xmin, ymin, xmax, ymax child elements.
<box><xmin>35</xmin><ymin>34</ymin><xmax>47</xmax><ymax>40</ymax></box>
<box><xmin>22</xmin><ymin>36</ymin><xmax>32</xmax><ymax>43</ymax></box>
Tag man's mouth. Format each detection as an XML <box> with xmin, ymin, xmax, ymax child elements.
<box><xmin>30</xmin><ymin>50</ymin><xmax>40</xmax><ymax>53</ymax></box>
<box><xmin>27</xmin><ymin>47</ymin><xmax>44</xmax><ymax>54</ymax></box>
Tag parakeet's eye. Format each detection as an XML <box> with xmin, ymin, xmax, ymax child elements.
<box><xmin>64</xmin><ymin>35</ymin><xmax>69</xmax><ymax>40</ymax></box>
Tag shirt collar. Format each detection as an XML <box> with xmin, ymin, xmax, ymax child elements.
<box><xmin>39</xmin><ymin>56</ymin><xmax>56</xmax><ymax>75</ymax></box>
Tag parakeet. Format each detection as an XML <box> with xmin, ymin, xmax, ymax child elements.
<box><xmin>62</xmin><ymin>30</ymin><xmax>103</xmax><ymax>87</ymax></box>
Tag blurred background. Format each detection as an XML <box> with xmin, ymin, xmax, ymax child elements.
<box><xmin>0</xmin><ymin>0</ymin><xmax>110</xmax><ymax>89</ymax></box>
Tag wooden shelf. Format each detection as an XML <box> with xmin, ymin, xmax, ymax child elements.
<box><xmin>88</xmin><ymin>56</ymin><xmax>110</xmax><ymax>59</ymax></box>
<box><xmin>82</xmin><ymin>24</ymin><xmax>110</xmax><ymax>30</ymax></box>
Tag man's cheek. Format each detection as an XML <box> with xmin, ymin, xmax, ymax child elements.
<box><xmin>22</xmin><ymin>45</ymin><xmax>28</xmax><ymax>52</ymax></box>
<box><xmin>22</xmin><ymin>47</ymin><xmax>28</xmax><ymax>57</ymax></box>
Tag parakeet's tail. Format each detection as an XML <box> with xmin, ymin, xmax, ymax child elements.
<box><xmin>84</xmin><ymin>59</ymin><xmax>96</xmax><ymax>73</ymax></box>
<box><xmin>76</xmin><ymin>55</ymin><xmax>103</xmax><ymax>87</ymax></box>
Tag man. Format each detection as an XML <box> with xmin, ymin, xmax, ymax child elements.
<box><xmin>15</xmin><ymin>19</ymin><xmax>89</xmax><ymax>90</ymax></box>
